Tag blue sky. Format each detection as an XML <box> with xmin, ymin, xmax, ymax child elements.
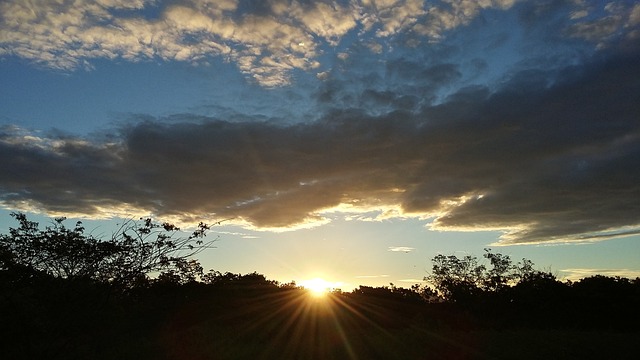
<box><xmin>1</xmin><ymin>0</ymin><xmax>640</xmax><ymax>289</ymax></box>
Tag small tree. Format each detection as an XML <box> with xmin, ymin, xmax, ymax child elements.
<box><xmin>0</xmin><ymin>213</ymin><xmax>216</xmax><ymax>289</ymax></box>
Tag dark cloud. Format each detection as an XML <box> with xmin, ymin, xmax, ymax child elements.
<box><xmin>385</xmin><ymin>60</ymin><xmax>461</xmax><ymax>86</ymax></box>
<box><xmin>2</xmin><ymin>48</ymin><xmax>639</xmax><ymax>243</ymax></box>
<box><xmin>517</xmin><ymin>0</ymin><xmax>571</xmax><ymax>28</ymax></box>
<box><xmin>315</xmin><ymin>58</ymin><xmax>462</xmax><ymax>114</ymax></box>
<box><xmin>235</xmin><ymin>0</ymin><xmax>276</xmax><ymax>18</ymax></box>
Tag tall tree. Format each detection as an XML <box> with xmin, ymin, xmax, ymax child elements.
<box><xmin>425</xmin><ymin>253</ymin><xmax>486</xmax><ymax>303</ymax></box>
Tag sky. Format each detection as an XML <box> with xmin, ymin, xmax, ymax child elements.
<box><xmin>1</xmin><ymin>0</ymin><xmax>640</xmax><ymax>291</ymax></box>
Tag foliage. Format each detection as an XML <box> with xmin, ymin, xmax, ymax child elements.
<box><xmin>155</xmin><ymin>259</ymin><xmax>205</xmax><ymax>285</ymax></box>
<box><xmin>201</xmin><ymin>270</ymin><xmax>279</xmax><ymax>288</ymax></box>
<box><xmin>424</xmin><ymin>248</ymin><xmax>551</xmax><ymax>303</ymax></box>
<box><xmin>426</xmin><ymin>253</ymin><xmax>485</xmax><ymax>302</ymax></box>
<box><xmin>350</xmin><ymin>283</ymin><xmax>424</xmax><ymax>302</ymax></box>
<box><xmin>0</xmin><ymin>212</ymin><xmax>216</xmax><ymax>289</ymax></box>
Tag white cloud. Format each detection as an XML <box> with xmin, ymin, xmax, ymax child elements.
<box><xmin>414</xmin><ymin>0</ymin><xmax>518</xmax><ymax>39</ymax></box>
<box><xmin>397</xmin><ymin>278</ymin><xmax>424</xmax><ymax>283</ymax></box>
<box><xmin>0</xmin><ymin>0</ymin><xmax>317</xmax><ymax>85</ymax></box>
<box><xmin>355</xmin><ymin>274</ymin><xmax>390</xmax><ymax>278</ymax></box>
<box><xmin>560</xmin><ymin>268</ymin><xmax>640</xmax><ymax>282</ymax></box>
<box><xmin>388</xmin><ymin>246</ymin><xmax>415</xmax><ymax>252</ymax></box>
<box><xmin>360</xmin><ymin>0</ymin><xmax>426</xmax><ymax>37</ymax></box>
<box><xmin>0</xmin><ymin>0</ymin><xmax>530</xmax><ymax>86</ymax></box>
<box><xmin>281</xmin><ymin>1</ymin><xmax>358</xmax><ymax>45</ymax></box>
<box><xmin>566</xmin><ymin>1</ymin><xmax>640</xmax><ymax>48</ymax></box>
<box><xmin>630</xmin><ymin>3</ymin><xmax>640</xmax><ymax>26</ymax></box>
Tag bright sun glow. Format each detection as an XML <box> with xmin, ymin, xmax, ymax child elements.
<box><xmin>301</xmin><ymin>278</ymin><xmax>332</xmax><ymax>297</ymax></box>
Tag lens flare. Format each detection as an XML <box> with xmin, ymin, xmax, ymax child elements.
<box><xmin>301</xmin><ymin>278</ymin><xmax>332</xmax><ymax>297</ymax></box>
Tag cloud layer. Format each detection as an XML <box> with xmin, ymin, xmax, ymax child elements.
<box><xmin>2</xmin><ymin>1</ymin><xmax>640</xmax><ymax>245</ymax></box>
<box><xmin>2</xmin><ymin>0</ymin><xmax>638</xmax><ymax>86</ymax></box>
<box><xmin>2</xmin><ymin>47</ymin><xmax>639</xmax><ymax>244</ymax></box>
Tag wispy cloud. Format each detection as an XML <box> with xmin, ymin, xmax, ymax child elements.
<box><xmin>565</xmin><ymin>2</ymin><xmax>640</xmax><ymax>48</ymax></box>
<box><xmin>560</xmin><ymin>268</ymin><xmax>640</xmax><ymax>282</ymax></box>
<box><xmin>355</xmin><ymin>275</ymin><xmax>390</xmax><ymax>279</ymax></box>
<box><xmin>215</xmin><ymin>230</ymin><xmax>259</xmax><ymax>239</ymax></box>
<box><xmin>397</xmin><ymin>278</ymin><xmax>424</xmax><ymax>283</ymax></box>
<box><xmin>388</xmin><ymin>246</ymin><xmax>415</xmax><ymax>253</ymax></box>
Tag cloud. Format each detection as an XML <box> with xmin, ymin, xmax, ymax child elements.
<box><xmin>564</xmin><ymin>1</ymin><xmax>640</xmax><ymax>48</ymax></box>
<box><xmin>0</xmin><ymin>0</ymin><xmax>531</xmax><ymax>87</ymax></box>
<box><xmin>0</xmin><ymin>0</ymin><xmax>314</xmax><ymax>86</ymax></box>
<box><xmin>355</xmin><ymin>275</ymin><xmax>390</xmax><ymax>279</ymax></box>
<box><xmin>1</xmin><ymin>48</ymin><xmax>639</xmax><ymax>245</ymax></box>
<box><xmin>358</xmin><ymin>0</ymin><xmax>427</xmax><ymax>37</ymax></box>
<box><xmin>388</xmin><ymin>246</ymin><xmax>415</xmax><ymax>253</ymax></box>
<box><xmin>397</xmin><ymin>278</ymin><xmax>424</xmax><ymax>283</ymax></box>
<box><xmin>414</xmin><ymin>0</ymin><xmax>516</xmax><ymax>40</ymax></box>
<box><xmin>279</xmin><ymin>1</ymin><xmax>358</xmax><ymax>46</ymax></box>
<box><xmin>560</xmin><ymin>268</ymin><xmax>640</xmax><ymax>282</ymax></box>
<box><xmin>1</xmin><ymin>2</ymin><xmax>640</xmax><ymax>245</ymax></box>
<box><xmin>215</xmin><ymin>230</ymin><xmax>259</xmax><ymax>239</ymax></box>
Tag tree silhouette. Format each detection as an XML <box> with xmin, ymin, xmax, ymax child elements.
<box><xmin>0</xmin><ymin>212</ymin><xmax>215</xmax><ymax>289</ymax></box>
<box><xmin>2</xmin><ymin>219</ymin><xmax>640</xmax><ymax>360</ymax></box>
<box><xmin>425</xmin><ymin>253</ymin><xmax>486</xmax><ymax>303</ymax></box>
<box><xmin>424</xmin><ymin>249</ymin><xmax>552</xmax><ymax>303</ymax></box>
<box><xmin>483</xmin><ymin>248</ymin><xmax>518</xmax><ymax>292</ymax></box>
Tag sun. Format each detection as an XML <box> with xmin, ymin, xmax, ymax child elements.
<box><xmin>301</xmin><ymin>278</ymin><xmax>332</xmax><ymax>297</ymax></box>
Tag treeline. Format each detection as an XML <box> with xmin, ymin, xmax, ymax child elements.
<box><xmin>1</xmin><ymin>213</ymin><xmax>639</xmax><ymax>359</ymax></box>
<box><xmin>420</xmin><ymin>249</ymin><xmax>640</xmax><ymax>330</ymax></box>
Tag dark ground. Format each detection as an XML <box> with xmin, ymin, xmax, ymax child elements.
<box><xmin>2</xmin><ymin>280</ymin><xmax>638</xmax><ymax>360</ymax></box>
